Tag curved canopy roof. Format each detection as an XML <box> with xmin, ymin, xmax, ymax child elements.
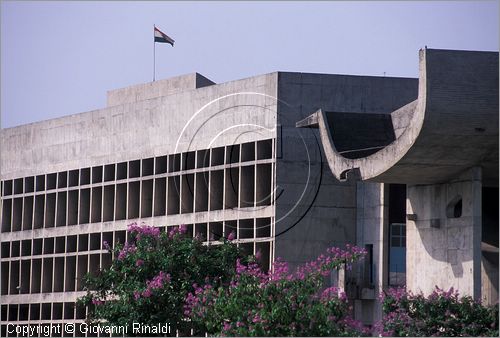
<box><xmin>297</xmin><ymin>49</ymin><xmax>499</xmax><ymax>185</ymax></box>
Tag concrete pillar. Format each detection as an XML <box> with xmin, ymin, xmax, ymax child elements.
<box><xmin>354</xmin><ymin>182</ymin><xmax>389</xmax><ymax>325</ymax></box>
<box><xmin>406</xmin><ymin>167</ymin><xmax>482</xmax><ymax>299</ymax></box>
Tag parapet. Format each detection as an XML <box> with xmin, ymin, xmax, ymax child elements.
<box><xmin>106</xmin><ymin>72</ymin><xmax>215</xmax><ymax>107</ymax></box>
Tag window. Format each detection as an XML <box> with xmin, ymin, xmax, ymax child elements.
<box><xmin>389</xmin><ymin>222</ymin><xmax>406</xmax><ymax>286</ymax></box>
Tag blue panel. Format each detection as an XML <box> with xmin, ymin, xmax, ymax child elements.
<box><xmin>389</xmin><ymin>247</ymin><xmax>406</xmax><ymax>272</ymax></box>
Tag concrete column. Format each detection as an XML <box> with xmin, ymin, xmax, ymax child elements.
<box><xmin>354</xmin><ymin>182</ymin><xmax>388</xmax><ymax>325</ymax></box>
<box><xmin>406</xmin><ymin>167</ymin><xmax>482</xmax><ymax>299</ymax></box>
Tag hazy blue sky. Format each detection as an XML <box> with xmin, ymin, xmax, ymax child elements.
<box><xmin>1</xmin><ymin>1</ymin><xmax>498</xmax><ymax>128</ymax></box>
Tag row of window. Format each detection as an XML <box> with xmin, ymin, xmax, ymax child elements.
<box><xmin>0</xmin><ymin>140</ymin><xmax>273</xmax><ymax>197</ymax></box>
<box><xmin>1</xmin><ymin>302</ymin><xmax>85</xmax><ymax>322</ymax></box>
<box><xmin>1</xmin><ymin>163</ymin><xmax>274</xmax><ymax>233</ymax></box>
<box><xmin>1</xmin><ymin>241</ymin><xmax>272</xmax><ymax>297</ymax></box>
<box><xmin>1</xmin><ymin>220</ymin><xmax>274</xmax><ymax>296</ymax></box>
<box><xmin>0</xmin><ymin>219</ymin><xmax>273</xmax><ymax>259</ymax></box>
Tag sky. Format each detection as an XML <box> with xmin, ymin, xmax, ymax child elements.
<box><xmin>1</xmin><ymin>1</ymin><xmax>498</xmax><ymax>128</ymax></box>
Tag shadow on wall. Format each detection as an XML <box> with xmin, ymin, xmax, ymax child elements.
<box><xmin>407</xmin><ymin>170</ymin><xmax>499</xmax><ymax>303</ymax></box>
<box><xmin>406</xmin><ymin>169</ymin><xmax>480</xmax><ymax>280</ymax></box>
<box><xmin>481</xmin><ymin>186</ymin><xmax>499</xmax><ymax>302</ymax></box>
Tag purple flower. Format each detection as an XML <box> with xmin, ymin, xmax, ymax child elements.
<box><xmin>91</xmin><ymin>299</ymin><xmax>104</xmax><ymax>305</ymax></box>
<box><xmin>102</xmin><ymin>241</ymin><xmax>110</xmax><ymax>250</ymax></box>
<box><xmin>321</xmin><ymin>286</ymin><xmax>340</xmax><ymax>300</ymax></box>
<box><xmin>117</xmin><ymin>242</ymin><xmax>136</xmax><ymax>260</ymax></box>
<box><xmin>227</xmin><ymin>231</ymin><xmax>236</xmax><ymax>241</ymax></box>
<box><xmin>236</xmin><ymin>259</ymin><xmax>246</xmax><ymax>274</ymax></box>
<box><xmin>142</xmin><ymin>288</ymin><xmax>152</xmax><ymax>298</ymax></box>
<box><xmin>135</xmin><ymin>259</ymin><xmax>144</xmax><ymax>267</ymax></box>
<box><xmin>252</xmin><ymin>314</ymin><xmax>262</xmax><ymax>323</ymax></box>
<box><xmin>145</xmin><ymin>271</ymin><xmax>170</xmax><ymax>290</ymax></box>
<box><xmin>270</xmin><ymin>258</ymin><xmax>289</xmax><ymax>280</ymax></box>
<box><xmin>128</xmin><ymin>223</ymin><xmax>160</xmax><ymax>240</ymax></box>
<box><xmin>168</xmin><ymin>226</ymin><xmax>185</xmax><ymax>238</ymax></box>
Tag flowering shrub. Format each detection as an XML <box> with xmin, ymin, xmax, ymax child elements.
<box><xmin>377</xmin><ymin>286</ymin><xmax>499</xmax><ymax>337</ymax></box>
<box><xmin>78</xmin><ymin>223</ymin><xmax>247</xmax><ymax>334</ymax></box>
<box><xmin>184</xmin><ymin>244</ymin><xmax>368</xmax><ymax>336</ymax></box>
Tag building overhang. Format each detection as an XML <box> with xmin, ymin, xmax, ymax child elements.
<box><xmin>297</xmin><ymin>48</ymin><xmax>499</xmax><ymax>185</ymax></box>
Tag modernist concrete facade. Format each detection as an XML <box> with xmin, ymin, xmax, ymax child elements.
<box><xmin>299</xmin><ymin>48</ymin><xmax>499</xmax><ymax>322</ymax></box>
<box><xmin>0</xmin><ymin>48</ymin><xmax>497</xmax><ymax>335</ymax></box>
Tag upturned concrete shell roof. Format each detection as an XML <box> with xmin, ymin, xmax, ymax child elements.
<box><xmin>297</xmin><ymin>48</ymin><xmax>499</xmax><ymax>185</ymax></box>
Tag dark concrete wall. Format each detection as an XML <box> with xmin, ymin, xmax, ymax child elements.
<box><xmin>275</xmin><ymin>72</ymin><xmax>418</xmax><ymax>267</ymax></box>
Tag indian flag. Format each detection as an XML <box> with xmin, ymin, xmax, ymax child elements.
<box><xmin>154</xmin><ymin>26</ymin><xmax>175</xmax><ymax>46</ymax></box>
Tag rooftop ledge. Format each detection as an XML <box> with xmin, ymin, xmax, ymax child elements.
<box><xmin>106</xmin><ymin>72</ymin><xmax>215</xmax><ymax>107</ymax></box>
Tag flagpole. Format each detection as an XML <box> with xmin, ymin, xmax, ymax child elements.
<box><xmin>153</xmin><ymin>24</ymin><xmax>156</xmax><ymax>82</ymax></box>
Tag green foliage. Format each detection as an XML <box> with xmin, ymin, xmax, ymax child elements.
<box><xmin>185</xmin><ymin>246</ymin><xmax>368</xmax><ymax>336</ymax></box>
<box><xmin>378</xmin><ymin>286</ymin><xmax>499</xmax><ymax>337</ymax></box>
<box><xmin>78</xmin><ymin>223</ymin><xmax>497</xmax><ymax>338</ymax></box>
<box><xmin>77</xmin><ymin>224</ymin><xmax>246</xmax><ymax>335</ymax></box>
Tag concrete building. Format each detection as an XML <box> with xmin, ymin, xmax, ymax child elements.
<box><xmin>0</xmin><ymin>48</ymin><xmax>497</xmax><ymax>335</ymax></box>
<box><xmin>299</xmin><ymin>48</ymin><xmax>499</xmax><ymax>322</ymax></box>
